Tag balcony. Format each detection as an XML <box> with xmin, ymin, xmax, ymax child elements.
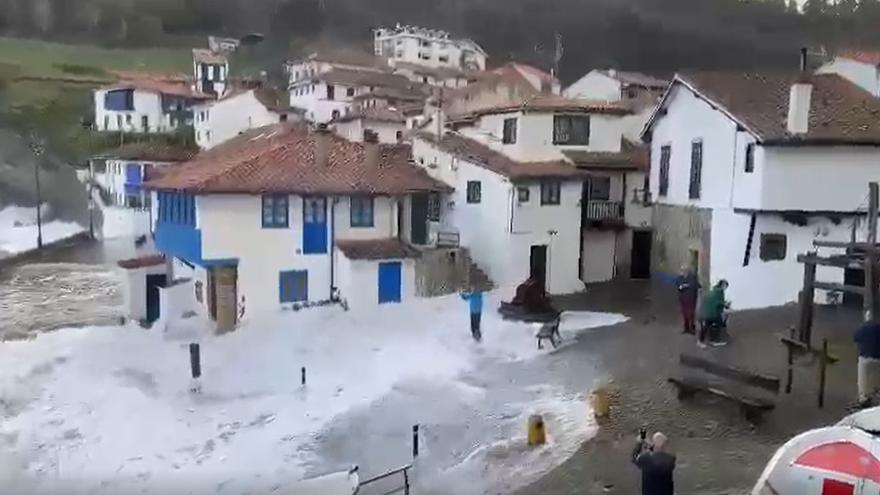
<box><xmin>584</xmin><ymin>200</ymin><xmax>624</xmax><ymax>221</ymax></box>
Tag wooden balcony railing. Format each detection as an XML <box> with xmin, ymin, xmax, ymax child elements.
<box><xmin>585</xmin><ymin>200</ymin><xmax>623</xmax><ymax>221</ymax></box>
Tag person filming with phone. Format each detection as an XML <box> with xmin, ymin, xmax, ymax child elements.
<box><xmin>632</xmin><ymin>428</ymin><xmax>676</xmax><ymax>495</ymax></box>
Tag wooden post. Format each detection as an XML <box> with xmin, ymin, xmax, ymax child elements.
<box><xmin>818</xmin><ymin>338</ymin><xmax>829</xmax><ymax>408</ymax></box>
<box><xmin>798</xmin><ymin>261</ymin><xmax>817</xmax><ymax>345</ymax></box>
<box><xmin>301</xmin><ymin>366</ymin><xmax>306</xmax><ymax>386</ymax></box>
<box><xmin>786</xmin><ymin>326</ymin><xmax>795</xmax><ymax>394</ymax></box>
<box><xmin>189</xmin><ymin>343</ymin><xmax>201</xmax><ymax>379</ymax></box>
<box><xmin>412</xmin><ymin>424</ymin><xmax>420</xmax><ymax>458</ymax></box>
<box><xmin>865</xmin><ymin>182</ymin><xmax>878</xmax><ymax>322</ymax></box>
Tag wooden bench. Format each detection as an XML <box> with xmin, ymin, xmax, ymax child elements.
<box><xmin>668</xmin><ymin>354</ymin><xmax>780</xmax><ymax>424</ymax></box>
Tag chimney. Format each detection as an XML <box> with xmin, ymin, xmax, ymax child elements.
<box><xmin>787</xmin><ymin>47</ymin><xmax>812</xmax><ymax>135</ymax></box>
<box><xmin>364</xmin><ymin>130</ymin><xmax>380</xmax><ymax>168</ymax></box>
<box><xmin>314</xmin><ymin>123</ymin><xmax>331</xmax><ymax>167</ymax></box>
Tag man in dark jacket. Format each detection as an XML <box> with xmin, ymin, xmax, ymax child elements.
<box><xmin>854</xmin><ymin>320</ymin><xmax>880</xmax><ymax>406</ymax></box>
<box><xmin>675</xmin><ymin>266</ymin><xmax>700</xmax><ymax>334</ymax></box>
<box><xmin>632</xmin><ymin>431</ymin><xmax>676</xmax><ymax>495</ymax></box>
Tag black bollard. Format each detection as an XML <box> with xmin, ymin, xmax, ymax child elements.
<box><xmin>189</xmin><ymin>343</ymin><xmax>201</xmax><ymax>379</ymax></box>
<box><xmin>412</xmin><ymin>424</ymin><xmax>419</xmax><ymax>458</ymax></box>
<box><xmin>301</xmin><ymin>366</ymin><xmax>306</xmax><ymax>386</ymax></box>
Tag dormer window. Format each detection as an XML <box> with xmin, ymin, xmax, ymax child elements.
<box><xmin>553</xmin><ymin>115</ymin><xmax>590</xmax><ymax>145</ymax></box>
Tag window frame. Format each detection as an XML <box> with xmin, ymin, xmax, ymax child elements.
<box><xmin>552</xmin><ymin>115</ymin><xmax>591</xmax><ymax>146</ymax></box>
<box><xmin>427</xmin><ymin>192</ymin><xmax>441</xmax><ymax>221</ymax></box>
<box><xmin>261</xmin><ymin>194</ymin><xmax>290</xmax><ymax>228</ymax></box>
<box><xmin>759</xmin><ymin>233</ymin><xmax>787</xmax><ymax>261</ymax></box>
<box><xmin>466</xmin><ymin>181</ymin><xmax>482</xmax><ymax>204</ymax></box>
<box><xmin>588</xmin><ymin>177</ymin><xmax>611</xmax><ymax>201</ymax></box>
<box><xmin>517</xmin><ymin>186</ymin><xmax>530</xmax><ymax>203</ymax></box>
<box><xmin>350</xmin><ymin>195</ymin><xmax>375</xmax><ymax>228</ymax></box>
<box><xmin>689</xmin><ymin>140</ymin><xmax>703</xmax><ymax>200</ymax></box>
<box><xmin>745</xmin><ymin>143</ymin><xmax>755</xmax><ymax>173</ymax></box>
<box><xmin>502</xmin><ymin>117</ymin><xmax>518</xmax><ymax>144</ymax></box>
<box><xmin>279</xmin><ymin>270</ymin><xmax>308</xmax><ymax>303</ymax></box>
<box><xmin>540</xmin><ymin>180</ymin><xmax>562</xmax><ymax>205</ymax></box>
<box><xmin>659</xmin><ymin>145</ymin><xmax>671</xmax><ymax>197</ymax></box>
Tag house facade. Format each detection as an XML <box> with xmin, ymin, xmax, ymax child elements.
<box><xmin>94</xmin><ymin>77</ymin><xmax>211</xmax><ymax>134</ymax></box>
<box><xmin>146</xmin><ymin>124</ymin><xmax>451</xmax><ymax>330</ymax></box>
<box><xmin>289</xmin><ymin>69</ymin><xmax>416</xmax><ymax>123</ymax></box>
<box><xmin>644</xmin><ymin>71</ymin><xmax>880</xmax><ymax>310</ymax></box>
<box><xmin>413</xmin><ymin>95</ymin><xmax>649</xmax><ymax>293</ymax></box>
<box><xmin>192</xmin><ymin>49</ymin><xmax>230</xmax><ymax>97</ymax></box>
<box><xmin>95</xmin><ymin>141</ymin><xmax>196</xmax><ymax>209</ymax></box>
<box><xmin>193</xmin><ymin>87</ymin><xmax>302</xmax><ymax>149</ymax></box>
<box><xmin>331</xmin><ymin>107</ymin><xmax>406</xmax><ymax>144</ymax></box>
<box><xmin>373</xmin><ymin>24</ymin><xmax>487</xmax><ymax>71</ymax></box>
<box><xmin>817</xmin><ymin>50</ymin><xmax>880</xmax><ymax>97</ymax></box>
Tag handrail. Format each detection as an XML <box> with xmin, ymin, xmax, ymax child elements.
<box><xmin>358</xmin><ymin>464</ymin><xmax>413</xmax><ymax>495</ymax></box>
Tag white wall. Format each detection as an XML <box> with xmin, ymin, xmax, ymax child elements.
<box><xmin>817</xmin><ymin>57</ymin><xmax>879</xmax><ymax>96</ymax></box>
<box><xmin>157</xmin><ymin>279</ymin><xmax>198</xmax><ymax>327</ymax></box>
<box><xmin>761</xmin><ymin>146</ymin><xmax>880</xmax><ymax>212</ymax></box>
<box><xmin>564</xmin><ymin>71</ymin><xmax>622</xmax><ymax>101</ymax></box>
<box><xmin>709</xmin><ymin>208</ymin><xmax>861</xmax><ymax>310</ymax></box>
<box><xmin>460</xmin><ymin>111</ymin><xmax>626</xmax><ymax>163</ymax></box>
<box><xmin>334</xmin><ymin>196</ymin><xmax>396</xmax><ymax>240</ymax></box>
<box><xmin>194</xmin><ymin>91</ymin><xmax>283</xmax><ymax>150</ymax></box>
<box><xmin>336</xmin><ymin>253</ymin><xmax>416</xmax><ymax>311</ymax></box>
<box><xmin>375</xmin><ymin>30</ymin><xmax>486</xmax><ymax>71</ymax></box>
<box><xmin>94</xmin><ymin>89</ymin><xmax>170</xmax><ymax>133</ymax></box>
<box><xmin>290</xmin><ymin>81</ymin><xmax>359</xmax><ymax>123</ymax></box>
<box><xmin>649</xmin><ymin>84</ymin><xmax>740</xmax><ymax>209</ymax></box>
<box><xmin>581</xmin><ymin>230</ymin><xmax>616</xmax><ymax>283</ymax></box>
<box><xmin>333</xmin><ymin>119</ymin><xmax>404</xmax><ymax>143</ymax></box>
<box><xmin>624</xmin><ymin>171</ymin><xmax>652</xmax><ymax>229</ymax></box>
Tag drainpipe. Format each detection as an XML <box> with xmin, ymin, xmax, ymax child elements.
<box><xmin>330</xmin><ymin>197</ymin><xmax>337</xmax><ymax>302</ymax></box>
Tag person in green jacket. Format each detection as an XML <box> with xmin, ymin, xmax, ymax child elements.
<box><xmin>698</xmin><ymin>279</ymin><xmax>729</xmax><ymax>347</ymax></box>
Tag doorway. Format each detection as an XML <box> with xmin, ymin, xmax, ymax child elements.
<box><xmin>530</xmin><ymin>245</ymin><xmax>548</xmax><ymax>290</ymax></box>
<box><xmin>411</xmin><ymin>194</ymin><xmax>429</xmax><ymax>245</ymax></box>
<box><xmin>378</xmin><ymin>262</ymin><xmax>403</xmax><ymax>304</ymax></box>
<box><xmin>631</xmin><ymin>231</ymin><xmax>652</xmax><ymax>279</ymax></box>
<box><xmin>145</xmin><ymin>274</ymin><xmax>167</xmax><ymax>323</ymax></box>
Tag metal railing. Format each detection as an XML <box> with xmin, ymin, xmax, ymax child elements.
<box><xmin>585</xmin><ymin>200</ymin><xmax>623</xmax><ymax>220</ymax></box>
<box><xmin>357</xmin><ymin>464</ymin><xmax>413</xmax><ymax>495</ymax></box>
<box><xmin>435</xmin><ymin>230</ymin><xmax>460</xmax><ymax>248</ymax></box>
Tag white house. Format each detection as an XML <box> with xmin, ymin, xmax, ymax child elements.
<box><xmin>289</xmin><ymin>68</ymin><xmax>416</xmax><ymax>123</ymax></box>
<box><xmin>193</xmin><ymin>86</ymin><xmax>304</xmax><ymax>149</ymax></box>
<box><xmin>95</xmin><ymin>141</ymin><xmax>196</xmax><ymax>208</ymax></box>
<box><xmin>146</xmin><ymin>124</ymin><xmax>451</xmax><ymax>331</ymax></box>
<box><xmin>412</xmin><ymin>95</ymin><xmax>648</xmax><ymax>294</ymax></box>
<box><xmin>564</xmin><ymin>69</ymin><xmax>668</xmax><ymax>139</ymax></box>
<box><xmin>643</xmin><ymin>70</ymin><xmax>880</xmax><ymax>310</ymax></box>
<box><xmin>94</xmin><ymin>76</ymin><xmax>212</xmax><ymax>134</ymax></box>
<box><xmin>373</xmin><ymin>24</ymin><xmax>487</xmax><ymax>71</ymax></box>
<box><xmin>391</xmin><ymin>61</ymin><xmax>474</xmax><ymax>89</ymax></box>
<box><xmin>285</xmin><ymin>49</ymin><xmax>389</xmax><ymax>88</ymax></box>
<box><xmin>332</xmin><ymin>107</ymin><xmax>406</xmax><ymax>144</ymax></box>
<box><xmin>192</xmin><ymin>48</ymin><xmax>230</xmax><ymax>97</ymax></box>
<box><xmin>443</xmin><ymin>63</ymin><xmax>558</xmax><ymax>118</ymax></box>
<box><xmin>817</xmin><ymin>50</ymin><xmax>880</xmax><ymax>97</ymax></box>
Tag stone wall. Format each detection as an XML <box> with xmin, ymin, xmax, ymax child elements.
<box><xmin>652</xmin><ymin>204</ymin><xmax>712</xmax><ymax>287</ymax></box>
<box><xmin>415</xmin><ymin>247</ymin><xmax>472</xmax><ymax>297</ymax></box>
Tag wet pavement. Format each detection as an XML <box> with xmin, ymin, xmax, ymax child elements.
<box><xmin>516</xmin><ymin>280</ymin><xmax>861</xmax><ymax>495</ymax></box>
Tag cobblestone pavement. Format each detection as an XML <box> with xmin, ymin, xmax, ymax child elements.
<box><xmin>516</xmin><ymin>280</ymin><xmax>861</xmax><ymax>495</ymax></box>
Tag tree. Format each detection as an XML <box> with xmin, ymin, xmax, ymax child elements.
<box><xmin>126</xmin><ymin>14</ymin><xmax>163</xmax><ymax>46</ymax></box>
<box><xmin>786</xmin><ymin>0</ymin><xmax>800</xmax><ymax>14</ymax></box>
<box><xmin>802</xmin><ymin>0</ymin><xmax>828</xmax><ymax>16</ymax></box>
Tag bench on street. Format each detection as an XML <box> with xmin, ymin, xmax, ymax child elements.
<box><xmin>668</xmin><ymin>353</ymin><xmax>780</xmax><ymax>424</ymax></box>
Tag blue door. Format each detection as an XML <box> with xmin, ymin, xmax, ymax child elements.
<box><xmin>303</xmin><ymin>197</ymin><xmax>327</xmax><ymax>254</ymax></box>
<box><xmin>378</xmin><ymin>262</ymin><xmax>402</xmax><ymax>304</ymax></box>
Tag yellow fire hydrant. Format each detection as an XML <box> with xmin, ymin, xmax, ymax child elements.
<box><xmin>527</xmin><ymin>414</ymin><xmax>546</xmax><ymax>446</ymax></box>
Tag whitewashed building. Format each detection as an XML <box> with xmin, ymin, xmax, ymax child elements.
<box><xmin>413</xmin><ymin>95</ymin><xmax>650</xmax><ymax>294</ymax></box>
<box><xmin>391</xmin><ymin>61</ymin><xmax>473</xmax><ymax>89</ymax></box>
<box><xmin>95</xmin><ymin>141</ymin><xmax>196</xmax><ymax>208</ymax></box>
<box><xmin>564</xmin><ymin>69</ymin><xmax>668</xmax><ymax>139</ymax></box>
<box><xmin>643</xmin><ymin>71</ymin><xmax>880</xmax><ymax>310</ymax></box>
<box><xmin>94</xmin><ymin>76</ymin><xmax>212</xmax><ymax>134</ymax></box>
<box><xmin>146</xmin><ymin>124</ymin><xmax>451</xmax><ymax>331</ymax></box>
<box><xmin>285</xmin><ymin>50</ymin><xmax>389</xmax><ymax>87</ymax></box>
<box><xmin>817</xmin><ymin>50</ymin><xmax>880</xmax><ymax>97</ymax></box>
<box><xmin>332</xmin><ymin>107</ymin><xmax>406</xmax><ymax>144</ymax></box>
<box><xmin>192</xmin><ymin>48</ymin><xmax>230</xmax><ymax>97</ymax></box>
<box><xmin>444</xmin><ymin>63</ymin><xmax>558</xmax><ymax>117</ymax></box>
<box><xmin>289</xmin><ymin>68</ymin><xmax>416</xmax><ymax>123</ymax></box>
<box><xmin>193</xmin><ymin>86</ymin><xmax>303</xmax><ymax>149</ymax></box>
<box><xmin>374</xmin><ymin>24</ymin><xmax>487</xmax><ymax>71</ymax></box>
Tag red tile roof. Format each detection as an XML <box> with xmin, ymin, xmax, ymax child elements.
<box><xmin>117</xmin><ymin>254</ymin><xmax>165</xmax><ymax>269</ymax></box>
<box><xmin>417</xmin><ymin>132</ymin><xmax>587</xmax><ymax>181</ymax></box>
<box><xmin>102</xmin><ymin>76</ymin><xmax>212</xmax><ymax>100</ymax></box>
<box><xmin>303</xmin><ymin>68</ymin><xmax>412</xmax><ymax>89</ymax></box>
<box><xmin>500</xmin><ymin>62</ymin><xmax>560</xmax><ymax>88</ymax></box>
<box><xmin>96</xmin><ymin>141</ymin><xmax>198</xmax><ymax>162</ymax></box>
<box><xmin>672</xmin><ymin>71</ymin><xmax>880</xmax><ymax>145</ymax></box>
<box><xmin>336</xmin><ymin>239</ymin><xmax>421</xmax><ymax>260</ymax></box>
<box><xmin>333</xmin><ymin>107</ymin><xmax>406</xmax><ymax>124</ymax></box>
<box><xmin>453</xmin><ymin>94</ymin><xmax>632</xmax><ymax>120</ymax></box>
<box><xmin>599</xmin><ymin>69</ymin><xmax>668</xmax><ymax>89</ymax></box>
<box><xmin>840</xmin><ymin>50</ymin><xmax>880</xmax><ymax>66</ymax></box>
<box><xmin>145</xmin><ymin>124</ymin><xmax>451</xmax><ymax>195</ymax></box>
<box><xmin>353</xmin><ymin>86</ymin><xmax>428</xmax><ymax>103</ymax></box>
<box><xmin>193</xmin><ymin>48</ymin><xmax>228</xmax><ymax>65</ymax></box>
<box><xmin>563</xmin><ymin>139</ymin><xmax>649</xmax><ymax>171</ymax></box>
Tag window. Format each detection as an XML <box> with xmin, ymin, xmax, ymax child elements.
<box><xmin>439</xmin><ymin>55</ymin><xmax>449</xmax><ymax>63</ymax></box>
<box><xmin>553</xmin><ymin>115</ymin><xmax>590</xmax><ymax>145</ymax></box>
<box><xmin>262</xmin><ymin>195</ymin><xmax>289</xmax><ymax>228</ymax></box>
<box><xmin>502</xmin><ymin>118</ymin><xmax>518</xmax><ymax>144</ymax></box>
<box><xmin>331</xmin><ymin>110</ymin><xmax>340</xmax><ymax>120</ymax></box>
<box><xmin>466</xmin><ymin>181</ymin><xmax>481</xmax><ymax>204</ymax></box>
<box><xmin>541</xmin><ymin>181</ymin><xmax>561</xmax><ymax>205</ymax></box>
<box><xmin>346</xmin><ymin>87</ymin><xmax>355</xmax><ymax>97</ymax></box>
<box><xmin>116</xmin><ymin>115</ymin><xmax>122</xmax><ymax>128</ymax></box>
<box><xmin>279</xmin><ymin>270</ymin><xmax>308</xmax><ymax>303</ymax></box>
<box><xmin>125</xmin><ymin>114</ymin><xmax>132</xmax><ymax>126</ymax></box>
<box><xmin>103</xmin><ymin>115</ymin><xmax>109</xmax><ymax>130</ymax></box>
<box><xmin>659</xmin><ymin>145</ymin><xmax>671</xmax><ymax>197</ymax></box>
<box><xmin>588</xmin><ymin>177</ymin><xmax>611</xmax><ymax>201</ymax></box>
<box><xmin>141</xmin><ymin>115</ymin><xmax>149</xmax><ymax>131</ymax></box>
<box><xmin>350</xmin><ymin>196</ymin><xmax>374</xmax><ymax>227</ymax></box>
<box><xmin>327</xmin><ymin>84</ymin><xmax>335</xmax><ymax>100</ymax></box>
<box><xmin>517</xmin><ymin>186</ymin><xmax>530</xmax><ymax>203</ymax></box>
<box><xmin>760</xmin><ymin>233</ymin><xmax>787</xmax><ymax>261</ymax></box>
<box><xmin>427</xmin><ymin>192</ymin><xmax>441</xmax><ymax>221</ymax></box>
<box><xmin>205</xmin><ymin>131</ymin><xmax>211</xmax><ymax>142</ymax></box>
<box><xmin>396</xmin><ymin>130</ymin><xmax>403</xmax><ymax>142</ymax></box>
<box><xmin>689</xmin><ymin>140</ymin><xmax>703</xmax><ymax>200</ymax></box>
<box><xmin>745</xmin><ymin>143</ymin><xmax>755</xmax><ymax>173</ymax></box>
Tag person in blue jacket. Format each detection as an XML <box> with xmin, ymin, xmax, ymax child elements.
<box><xmin>460</xmin><ymin>286</ymin><xmax>484</xmax><ymax>342</ymax></box>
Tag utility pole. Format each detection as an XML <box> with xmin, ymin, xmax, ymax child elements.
<box><xmin>865</xmin><ymin>181</ymin><xmax>878</xmax><ymax>322</ymax></box>
<box><xmin>28</xmin><ymin>134</ymin><xmax>44</xmax><ymax>250</ymax></box>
